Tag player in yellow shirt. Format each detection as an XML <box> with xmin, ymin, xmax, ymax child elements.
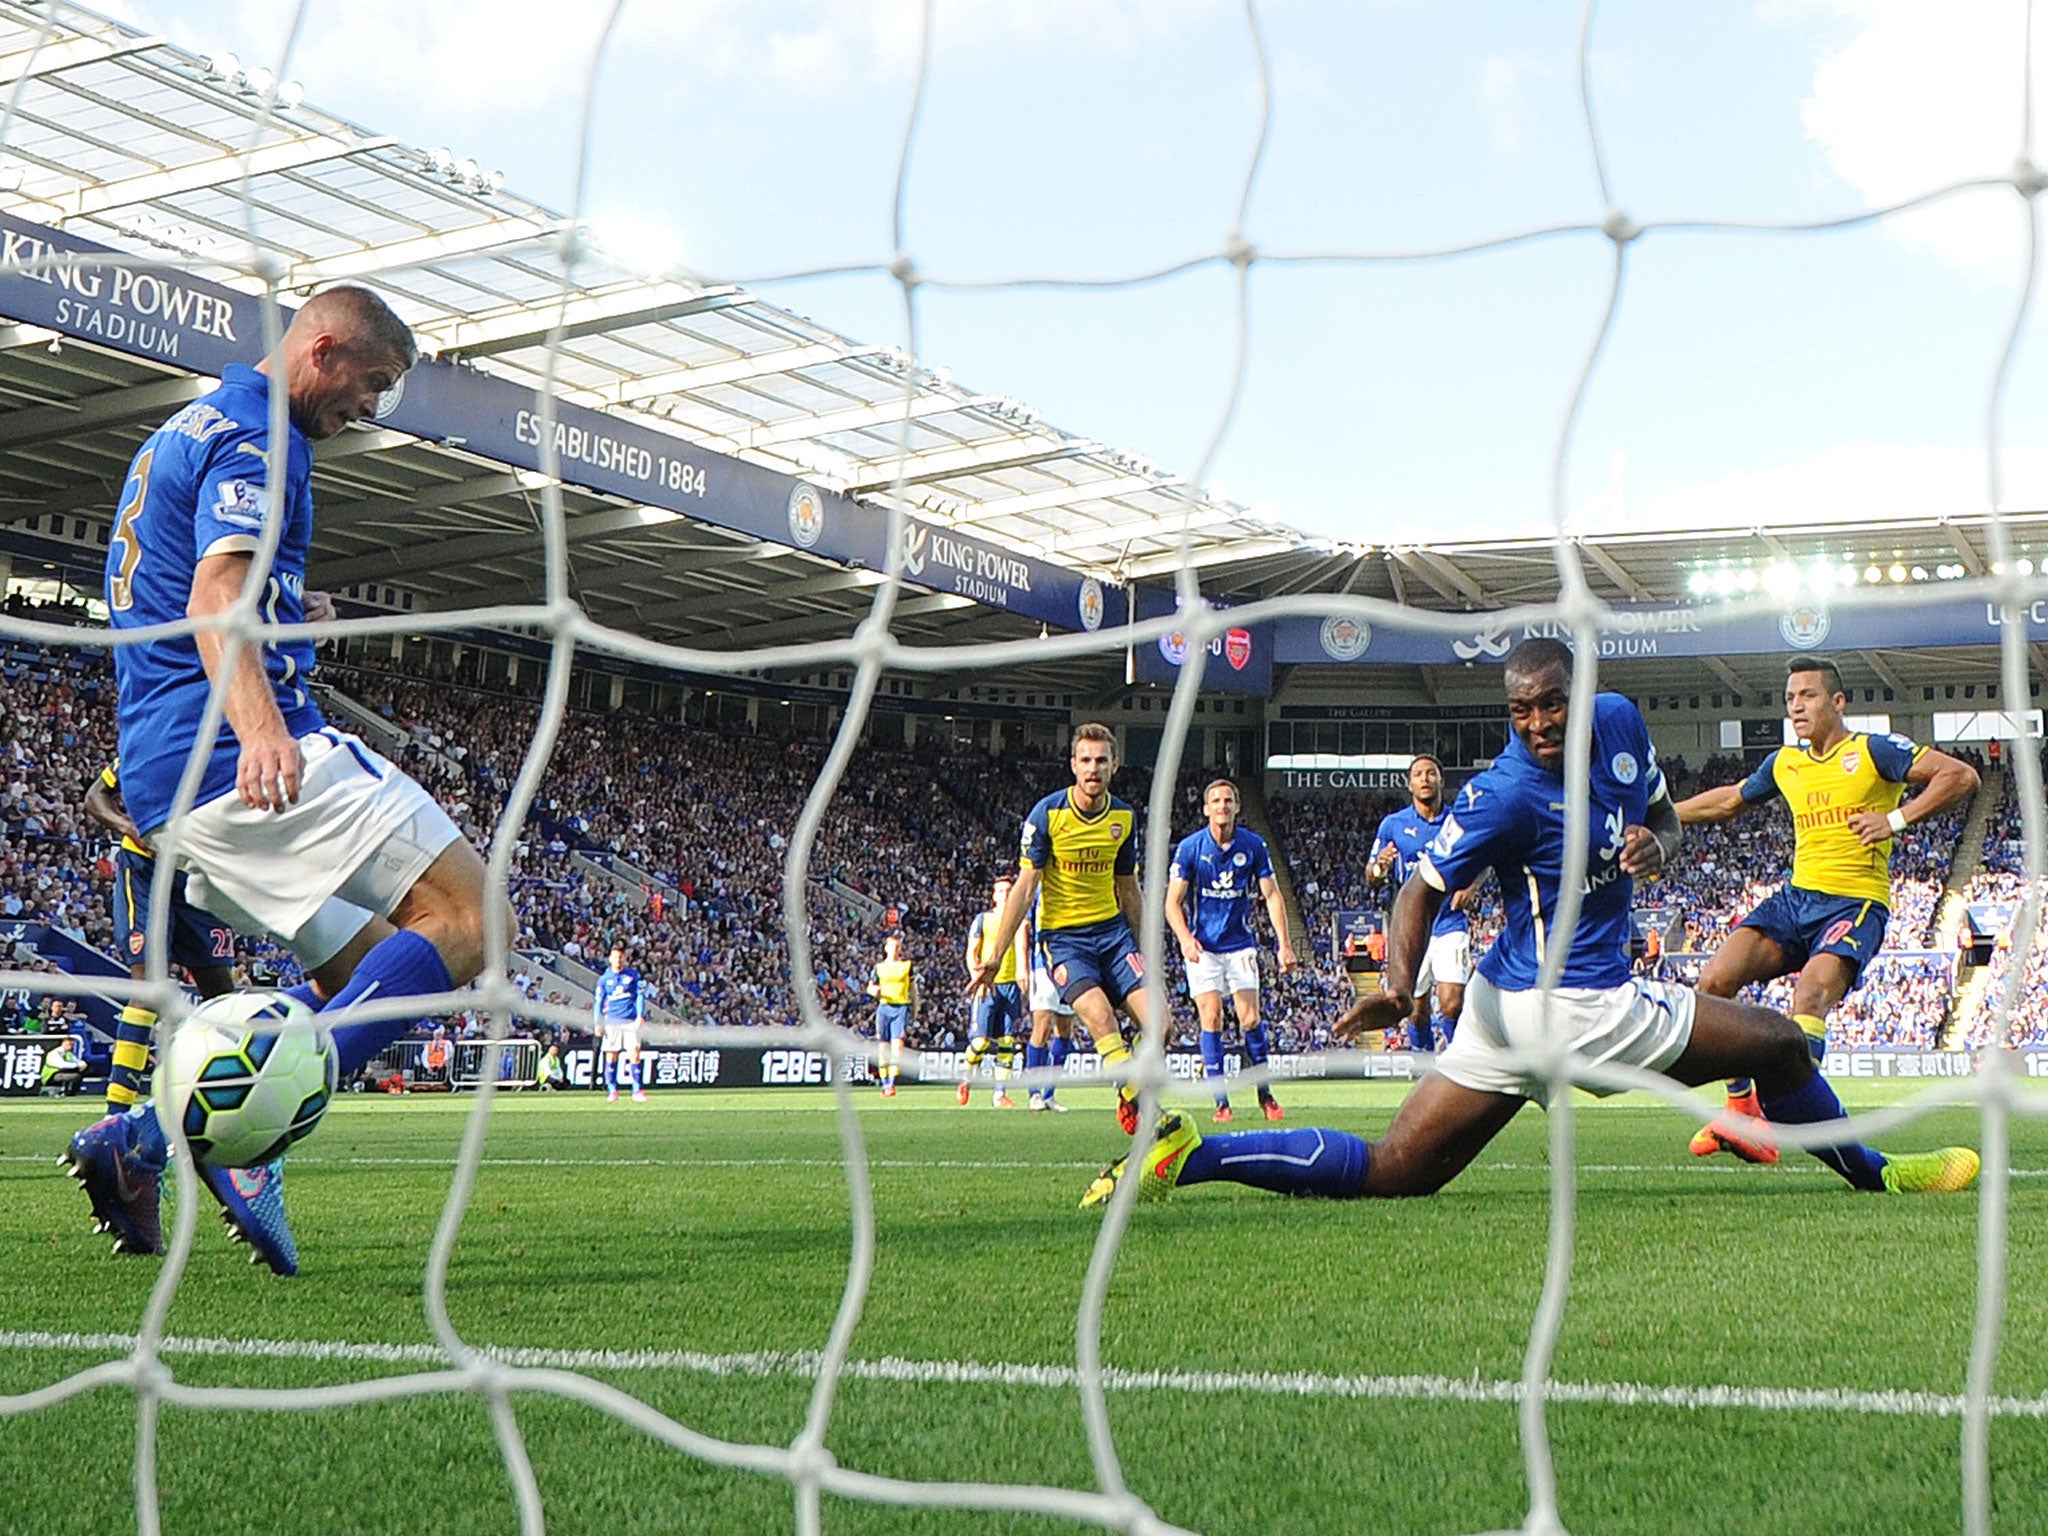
<box><xmin>966</xmin><ymin>722</ymin><xmax>1151</xmax><ymax>1134</ymax></box>
<box><xmin>958</xmin><ymin>878</ymin><xmax>1028</xmax><ymax>1108</ymax></box>
<box><xmin>1674</xmin><ymin>654</ymin><xmax>1978</xmax><ymax>1159</ymax></box>
<box><xmin>867</xmin><ymin>933</ymin><xmax>915</xmax><ymax>1098</ymax></box>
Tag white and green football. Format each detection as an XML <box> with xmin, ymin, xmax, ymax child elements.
<box><xmin>162</xmin><ymin>989</ymin><xmax>337</xmax><ymax>1168</ymax></box>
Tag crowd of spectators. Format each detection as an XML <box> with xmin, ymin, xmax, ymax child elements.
<box><xmin>0</xmin><ymin>624</ymin><xmax>2033</xmax><ymax>1062</ymax></box>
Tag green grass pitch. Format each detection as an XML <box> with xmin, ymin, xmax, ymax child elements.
<box><xmin>2</xmin><ymin>1081</ymin><xmax>2044</xmax><ymax>1536</ymax></box>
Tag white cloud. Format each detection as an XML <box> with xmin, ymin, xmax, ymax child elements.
<box><xmin>1799</xmin><ymin>0</ymin><xmax>2036</xmax><ymax>275</ymax></box>
<box><xmin>1478</xmin><ymin>54</ymin><xmax>1554</xmax><ymax>161</ymax></box>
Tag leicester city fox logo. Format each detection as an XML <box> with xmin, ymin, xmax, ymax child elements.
<box><xmin>1779</xmin><ymin>606</ymin><xmax>1831</xmax><ymax>648</ymax></box>
<box><xmin>1319</xmin><ymin>615</ymin><xmax>1371</xmax><ymax>661</ymax></box>
<box><xmin>1077</xmin><ymin>577</ymin><xmax>1105</xmax><ymax>632</ymax></box>
<box><xmin>787</xmin><ymin>482</ymin><xmax>826</xmax><ymax>548</ymax></box>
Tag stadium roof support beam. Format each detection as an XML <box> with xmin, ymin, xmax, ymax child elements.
<box><xmin>1703</xmin><ymin>656</ymin><xmax>1747</xmax><ymax>696</ymax></box>
<box><xmin>729</xmin><ymin>393</ymin><xmax>995</xmax><ymax>452</ymax></box>
<box><xmin>57</xmin><ymin>131</ymin><xmax>395</xmax><ymax>221</ymax></box>
<box><xmin>1577</xmin><ymin>538</ymin><xmax>1652</xmax><ymax>602</ymax></box>
<box><xmin>1412</xmin><ymin>548</ymin><xmax>1489</xmax><ymax>605</ymax></box>
<box><xmin>597</xmin><ymin>340</ymin><xmax>875</xmax><ymax>405</ymax></box>
<box><xmin>0</xmin><ymin>30</ymin><xmax>164</xmax><ymax>86</ymax></box>
<box><xmin>691</xmin><ymin>591</ymin><xmax>967</xmax><ymax>648</ymax></box>
<box><xmin>318</xmin><ymin>505</ymin><xmax>689</xmax><ymax>586</ymax></box>
<box><xmin>427</xmin><ymin>287</ymin><xmax>751</xmax><ymax>359</ymax></box>
<box><xmin>286</xmin><ymin>215</ymin><xmax>557</xmax><ymax>289</ymax></box>
<box><xmin>1862</xmin><ymin>650</ymin><xmax>1909</xmax><ymax>698</ymax></box>
<box><xmin>844</xmin><ymin>437</ymin><xmax>1095</xmax><ymax>494</ymax></box>
<box><xmin>1389</xmin><ymin>549</ymin><xmax>1466</xmax><ymax>606</ymax></box>
<box><xmin>0</xmin><ymin>373</ymin><xmax>207</xmax><ymax>448</ymax></box>
<box><xmin>316</xmin><ymin>471</ymin><xmax>530</xmax><ymax>532</ymax></box>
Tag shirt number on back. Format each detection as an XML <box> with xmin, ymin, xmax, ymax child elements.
<box><xmin>108</xmin><ymin>447</ymin><xmax>152</xmax><ymax>612</ymax></box>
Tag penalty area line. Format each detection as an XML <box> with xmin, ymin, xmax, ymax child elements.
<box><xmin>1</xmin><ymin>1329</ymin><xmax>2045</xmax><ymax>1421</ymax></box>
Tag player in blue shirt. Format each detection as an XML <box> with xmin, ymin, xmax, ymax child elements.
<box><xmin>1165</xmin><ymin>778</ymin><xmax>1294</xmax><ymax>1122</ymax></box>
<box><xmin>1369</xmin><ymin>755</ymin><xmax>1474</xmax><ymax>1053</ymax></box>
<box><xmin>65</xmin><ymin>289</ymin><xmax>504</xmax><ymax>1276</ymax></box>
<box><xmin>594</xmin><ymin>945</ymin><xmax>647</xmax><ymax>1103</ymax></box>
<box><xmin>1083</xmin><ymin>638</ymin><xmax>1978</xmax><ymax>1207</ymax></box>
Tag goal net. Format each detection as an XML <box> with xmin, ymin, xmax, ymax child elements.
<box><xmin>1</xmin><ymin>2</ymin><xmax>2044</xmax><ymax>1534</ymax></box>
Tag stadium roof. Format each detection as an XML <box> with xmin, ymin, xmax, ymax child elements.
<box><xmin>0</xmin><ymin>0</ymin><xmax>2039</xmax><ymax>706</ymax></box>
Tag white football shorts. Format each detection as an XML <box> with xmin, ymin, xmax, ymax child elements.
<box><xmin>172</xmin><ymin>727</ymin><xmax>461</xmax><ymax>962</ymax></box>
<box><xmin>1415</xmin><ymin>930</ymin><xmax>1473</xmax><ymax>992</ymax></box>
<box><xmin>1028</xmin><ymin>963</ymin><xmax>1074</xmax><ymax>1017</ymax></box>
<box><xmin>601</xmin><ymin>1022</ymin><xmax>641</xmax><ymax>1056</ymax></box>
<box><xmin>1184</xmin><ymin>945</ymin><xmax>1259</xmax><ymax>998</ymax></box>
<box><xmin>1436</xmin><ymin>972</ymin><xmax>1696</xmax><ymax>1105</ymax></box>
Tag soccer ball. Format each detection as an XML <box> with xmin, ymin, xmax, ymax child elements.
<box><xmin>162</xmin><ymin>990</ymin><xmax>338</xmax><ymax>1168</ymax></box>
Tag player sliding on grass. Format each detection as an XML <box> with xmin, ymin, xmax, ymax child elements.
<box><xmin>968</xmin><ymin>722</ymin><xmax>1150</xmax><ymax>1134</ymax></box>
<box><xmin>67</xmin><ymin>287</ymin><xmax>507</xmax><ymax>1275</ymax></box>
<box><xmin>1083</xmin><ymin>638</ymin><xmax>1978</xmax><ymax>1208</ymax></box>
<box><xmin>1671</xmin><ymin>654</ymin><xmax>1977</xmax><ymax>1163</ymax></box>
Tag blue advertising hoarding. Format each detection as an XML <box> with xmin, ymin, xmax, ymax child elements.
<box><xmin>0</xmin><ymin>213</ymin><xmax>1116</xmax><ymax>634</ymax></box>
<box><xmin>1279</xmin><ymin>597</ymin><xmax>2048</xmax><ymax>666</ymax></box>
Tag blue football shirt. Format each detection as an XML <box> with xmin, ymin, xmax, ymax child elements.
<box><xmin>594</xmin><ymin>966</ymin><xmax>645</xmax><ymax>1022</ymax></box>
<box><xmin>1372</xmin><ymin>803</ymin><xmax>1470</xmax><ymax>938</ymax></box>
<box><xmin>1419</xmin><ymin>692</ymin><xmax>1667</xmax><ymax>992</ymax></box>
<box><xmin>105</xmin><ymin>365</ymin><xmax>323</xmax><ymax>835</ymax></box>
<box><xmin>1168</xmin><ymin>826</ymin><xmax>1274</xmax><ymax>953</ymax></box>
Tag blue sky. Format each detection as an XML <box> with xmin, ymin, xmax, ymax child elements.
<box><xmin>115</xmin><ymin>1</ymin><xmax>2048</xmax><ymax>548</ymax></box>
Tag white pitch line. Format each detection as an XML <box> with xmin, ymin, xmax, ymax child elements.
<box><xmin>4</xmin><ymin>1152</ymin><xmax>2046</xmax><ymax>1176</ymax></box>
<box><xmin>2</xmin><ymin>1329</ymin><xmax>2045</xmax><ymax>1421</ymax></box>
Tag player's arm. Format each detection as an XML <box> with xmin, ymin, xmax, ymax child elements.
<box><xmin>967</xmin><ymin>868</ymin><xmax>1038</xmax><ymax>993</ymax></box>
<box><xmin>1620</xmin><ymin>788</ymin><xmax>1682</xmax><ymax>878</ymax></box>
<box><xmin>1850</xmin><ymin>740</ymin><xmax>1980</xmax><ymax>846</ymax></box>
<box><xmin>1164</xmin><ymin>872</ymin><xmax>1202</xmax><ymax>964</ymax></box>
<box><xmin>189</xmin><ymin>550</ymin><xmax>302</xmax><ymax>812</ymax></box>
<box><xmin>1368</xmin><ymin>819</ymin><xmax>1399</xmax><ymax>883</ymax></box>
<box><xmin>864</xmin><ymin>967</ymin><xmax>881</xmax><ymax>999</ymax></box>
<box><xmin>962</xmin><ymin>919</ymin><xmax>982</xmax><ymax>980</ymax></box>
<box><xmin>1676</xmin><ymin>750</ymin><xmax>1779</xmax><ymax>825</ymax></box>
<box><xmin>83</xmin><ymin>770</ymin><xmax>143</xmax><ymax>846</ymax></box>
<box><xmin>1259</xmin><ymin>875</ymin><xmax>1295</xmax><ymax>971</ymax></box>
<box><xmin>1336</xmin><ymin>872</ymin><xmax>1444</xmax><ymax>1040</ymax></box>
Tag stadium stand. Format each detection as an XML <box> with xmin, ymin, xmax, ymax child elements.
<box><xmin>0</xmin><ymin>627</ymin><xmax>2033</xmax><ymax>1058</ymax></box>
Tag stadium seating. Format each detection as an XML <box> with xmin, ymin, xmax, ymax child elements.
<box><xmin>2</xmin><ymin>629</ymin><xmax>2039</xmax><ymax>1054</ymax></box>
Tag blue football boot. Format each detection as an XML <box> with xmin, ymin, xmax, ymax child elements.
<box><xmin>199</xmin><ymin>1158</ymin><xmax>298</xmax><ymax>1277</ymax></box>
<box><xmin>62</xmin><ymin>1106</ymin><xmax>167</xmax><ymax>1257</ymax></box>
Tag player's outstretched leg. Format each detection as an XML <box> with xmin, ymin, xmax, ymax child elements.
<box><xmin>1083</xmin><ymin>1114</ymin><xmax>1373</xmax><ymax>1207</ymax></box>
<box><xmin>1671</xmin><ymin>993</ymin><xmax>1977</xmax><ymax>1193</ymax></box>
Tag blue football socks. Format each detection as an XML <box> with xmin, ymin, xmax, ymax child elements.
<box><xmin>1199</xmin><ymin>1029</ymin><xmax>1229</xmax><ymax>1107</ymax></box>
<box><xmin>321</xmin><ymin>930</ymin><xmax>456</xmax><ymax>1077</ymax></box>
<box><xmin>1242</xmin><ymin>1022</ymin><xmax>1275</xmax><ymax>1103</ymax></box>
<box><xmin>1179</xmin><ymin>1126</ymin><xmax>1371</xmax><ymax>1198</ymax></box>
<box><xmin>1760</xmin><ymin>1070</ymin><xmax>1888</xmax><ymax>1191</ymax></box>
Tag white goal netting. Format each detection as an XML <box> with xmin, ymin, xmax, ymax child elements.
<box><xmin>2</xmin><ymin>2</ymin><xmax>2046</xmax><ymax>1534</ymax></box>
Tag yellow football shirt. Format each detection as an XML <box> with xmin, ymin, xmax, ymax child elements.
<box><xmin>1739</xmin><ymin>731</ymin><xmax>1924</xmax><ymax>907</ymax></box>
<box><xmin>1019</xmin><ymin>789</ymin><xmax>1138</xmax><ymax>931</ymax></box>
